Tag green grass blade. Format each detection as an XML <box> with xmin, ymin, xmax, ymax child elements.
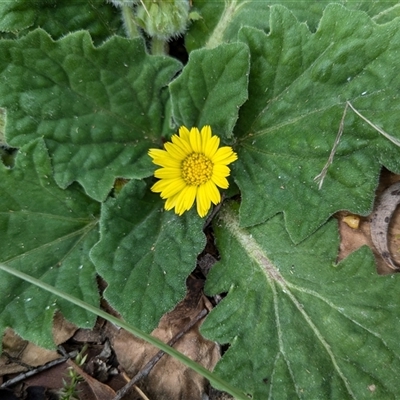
<box><xmin>0</xmin><ymin>263</ymin><xmax>248</xmax><ymax>399</ymax></box>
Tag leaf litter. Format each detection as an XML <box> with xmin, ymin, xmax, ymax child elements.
<box><xmin>2</xmin><ymin>170</ymin><xmax>400</xmax><ymax>399</ymax></box>
<box><xmin>0</xmin><ymin>276</ymin><xmax>222</xmax><ymax>400</ymax></box>
<box><xmin>338</xmin><ymin>169</ymin><xmax>400</xmax><ymax>274</ymax></box>
<box><xmin>370</xmin><ymin>181</ymin><xmax>400</xmax><ymax>270</ymax></box>
<box><xmin>2</xmin><ymin>172</ymin><xmax>400</xmax><ymax>399</ymax></box>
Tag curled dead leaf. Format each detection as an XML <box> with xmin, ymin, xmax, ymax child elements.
<box><xmin>371</xmin><ymin>181</ymin><xmax>400</xmax><ymax>270</ymax></box>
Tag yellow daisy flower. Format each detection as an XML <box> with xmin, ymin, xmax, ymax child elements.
<box><xmin>148</xmin><ymin>125</ymin><xmax>238</xmax><ymax>217</ymax></box>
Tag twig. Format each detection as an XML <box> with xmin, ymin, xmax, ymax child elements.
<box><xmin>346</xmin><ymin>101</ymin><xmax>400</xmax><ymax>147</ymax></box>
<box><xmin>314</xmin><ymin>102</ymin><xmax>348</xmax><ymax>189</ymax></box>
<box><xmin>315</xmin><ymin>101</ymin><xmax>400</xmax><ymax>190</ymax></box>
<box><xmin>113</xmin><ymin>308</ymin><xmax>208</xmax><ymax>400</ymax></box>
<box><xmin>204</xmin><ymin>194</ymin><xmax>224</xmax><ymax>229</ymax></box>
<box><xmin>133</xmin><ymin>385</ymin><xmax>151</xmax><ymax>400</ymax></box>
<box><xmin>2</xmin><ymin>351</ymin><xmax>33</xmax><ymax>370</ymax></box>
<box><xmin>0</xmin><ymin>351</ymin><xmax>78</xmax><ymax>388</ymax></box>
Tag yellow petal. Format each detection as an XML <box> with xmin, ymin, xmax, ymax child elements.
<box><xmin>204</xmin><ymin>180</ymin><xmax>221</xmax><ymax>205</ymax></box>
<box><xmin>179</xmin><ymin>126</ymin><xmax>191</xmax><ymax>142</ymax></box>
<box><xmin>160</xmin><ymin>178</ymin><xmax>187</xmax><ymax>198</ymax></box>
<box><xmin>154</xmin><ymin>167</ymin><xmax>181</xmax><ymax>179</ymax></box>
<box><xmin>151</xmin><ymin>179</ymin><xmax>166</xmax><ymax>193</ymax></box>
<box><xmin>203</xmin><ymin>135</ymin><xmax>220</xmax><ymax>159</ymax></box>
<box><xmin>165</xmin><ymin>193</ymin><xmax>178</xmax><ymax>211</ymax></box>
<box><xmin>212</xmin><ymin>146</ymin><xmax>238</xmax><ymax>165</ymax></box>
<box><xmin>152</xmin><ymin>157</ymin><xmax>181</xmax><ymax>168</ymax></box>
<box><xmin>213</xmin><ymin>164</ymin><xmax>231</xmax><ymax>178</ymax></box>
<box><xmin>149</xmin><ymin>149</ymin><xmax>178</xmax><ymax>167</ymax></box>
<box><xmin>200</xmin><ymin>125</ymin><xmax>212</xmax><ymax>153</ymax></box>
<box><xmin>152</xmin><ymin>178</ymin><xmax>185</xmax><ymax>197</ymax></box>
<box><xmin>148</xmin><ymin>148</ymin><xmax>167</xmax><ymax>161</ymax></box>
<box><xmin>211</xmin><ymin>174</ymin><xmax>229</xmax><ymax>189</ymax></box>
<box><xmin>175</xmin><ymin>185</ymin><xmax>197</xmax><ymax>215</ymax></box>
<box><xmin>189</xmin><ymin>127</ymin><xmax>202</xmax><ymax>153</ymax></box>
<box><xmin>164</xmin><ymin>141</ymin><xmax>189</xmax><ymax>161</ymax></box>
<box><xmin>196</xmin><ymin>185</ymin><xmax>212</xmax><ymax>217</ymax></box>
<box><xmin>171</xmin><ymin>133</ymin><xmax>192</xmax><ymax>155</ymax></box>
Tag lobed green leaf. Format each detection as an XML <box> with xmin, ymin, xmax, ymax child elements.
<box><xmin>0</xmin><ymin>29</ymin><xmax>181</xmax><ymax>201</ymax></box>
<box><xmin>202</xmin><ymin>203</ymin><xmax>400</xmax><ymax>399</ymax></box>
<box><xmin>0</xmin><ymin>0</ymin><xmax>124</xmax><ymax>44</ymax></box>
<box><xmin>170</xmin><ymin>42</ymin><xmax>250</xmax><ymax>140</ymax></box>
<box><xmin>90</xmin><ymin>180</ymin><xmax>206</xmax><ymax>332</ymax></box>
<box><xmin>234</xmin><ymin>4</ymin><xmax>400</xmax><ymax>241</ymax></box>
<box><xmin>0</xmin><ymin>139</ymin><xmax>100</xmax><ymax>349</ymax></box>
<box><xmin>186</xmin><ymin>0</ymin><xmax>400</xmax><ymax>51</ymax></box>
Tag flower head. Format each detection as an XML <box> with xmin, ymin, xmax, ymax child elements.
<box><xmin>148</xmin><ymin>125</ymin><xmax>237</xmax><ymax>217</ymax></box>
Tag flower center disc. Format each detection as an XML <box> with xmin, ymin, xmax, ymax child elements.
<box><xmin>181</xmin><ymin>153</ymin><xmax>213</xmax><ymax>186</ymax></box>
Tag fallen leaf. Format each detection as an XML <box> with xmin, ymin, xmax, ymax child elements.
<box><xmin>370</xmin><ymin>180</ymin><xmax>400</xmax><ymax>270</ymax></box>
<box><xmin>22</xmin><ymin>361</ymin><xmax>69</xmax><ymax>390</ymax></box>
<box><xmin>336</xmin><ymin>212</ymin><xmax>370</xmax><ymax>263</ymax></box>
<box><xmin>69</xmin><ymin>360</ymin><xmax>116</xmax><ymax>400</ymax></box>
<box><xmin>0</xmin><ymin>328</ymin><xmax>59</xmax><ymax>376</ymax></box>
<box><xmin>0</xmin><ymin>312</ymin><xmax>77</xmax><ymax>379</ymax></box>
<box><xmin>52</xmin><ymin>312</ymin><xmax>78</xmax><ymax>346</ymax></box>
<box><xmin>337</xmin><ymin>171</ymin><xmax>400</xmax><ymax>274</ymax></box>
<box><xmin>109</xmin><ymin>277</ymin><xmax>220</xmax><ymax>400</ymax></box>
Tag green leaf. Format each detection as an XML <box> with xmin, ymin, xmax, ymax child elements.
<box><xmin>0</xmin><ymin>139</ymin><xmax>100</xmax><ymax>349</ymax></box>
<box><xmin>0</xmin><ymin>0</ymin><xmax>124</xmax><ymax>44</ymax></box>
<box><xmin>0</xmin><ymin>29</ymin><xmax>182</xmax><ymax>201</ymax></box>
<box><xmin>170</xmin><ymin>42</ymin><xmax>249</xmax><ymax>139</ymax></box>
<box><xmin>202</xmin><ymin>203</ymin><xmax>400</xmax><ymax>399</ymax></box>
<box><xmin>0</xmin><ymin>262</ymin><xmax>249</xmax><ymax>400</ymax></box>
<box><xmin>234</xmin><ymin>5</ymin><xmax>400</xmax><ymax>241</ymax></box>
<box><xmin>186</xmin><ymin>0</ymin><xmax>400</xmax><ymax>51</ymax></box>
<box><xmin>186</xmin><ymin>0</ymin><xmax>269</xmax><ymax>51</ymax></box>
<box><xmin>90</xmin><ymin>180</ymin><xmax>206</xmax><ymax>332</ymax></box>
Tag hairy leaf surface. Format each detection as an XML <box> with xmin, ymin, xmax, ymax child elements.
<box><xmin>187</xmin><ymin>0</ymin><xmax>400</xmax><ymax>51</ymax></box>
<box><xmin>0</xmin><ymin>0</ymin><xmax>123</xmax><ymax>43</ymax></box>
<box><xmin>0</xmin><ymin>140</ymin><xmax>100</xmax><ymax>349</ymax></box>
<box><xmin>170</xmin><ymin>42</ymin><xmax>249</xmax><ymax>139</ymax></box>
<box><xmin>90</xmin><ymin>180</ymin><xmax>206</xmax><ymax>332</ymax></box>
<box><xmin>0</xmin><ymin>29</ymin><xmax>181</xmax><ymax>201</ymax></box>
<box><xmin>234</xmin><ymin>5</ymin><xmax>400</xmax><ymax>241</ymax></box>
<box><xmin>202</xmin><ymin>203</ymin><xmax>400</xmax><ymax>399</ymax></box>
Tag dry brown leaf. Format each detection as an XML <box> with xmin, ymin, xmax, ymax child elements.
<box><xmin>67</xmin><ymin>359</ymin><xmax>117</xmax><ymax>400</ymax></box>
<box><xmin>0</xmin><ymin>311</ymin><xmax>77</xmax><ymax>379</ymax></box>
<box><xmin>0</xmin><ymin>328</ymin><xmax>60</xmax><ymax>376</ymax></box>
<box><xmin>52</xmin><ymin>311</ymin><xmax>78</xmax><ymax>345</ymax></box>
<box><xmin>370</xmin><ymin>181</ymin><xmax>400</xmax><ymax>270</ymax></box>
<box><xmin>337</xmin><ymin>212</ymin><xmax>370</xmax><ymax>262</ymax></box>
<box><xmin>209</xmin><ymin>387</ymin><xmax>235</xmax><ymax>400</ymax></box>
<box><xmin>22</xmin><ymin>361</ymin><xmax>69</xmax><ymax>389</ymax></box>
<box><xmin>108</xmin><ymin>277</ymin><xmax>220</xmax><ymax>400</ymax></box>
<box><xmin>337</xmin><ymin>170</ymin><xmax>400</xmax><ymax>274</ymax></box>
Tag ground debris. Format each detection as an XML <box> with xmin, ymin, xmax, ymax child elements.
<box><xmin>337</xmin><ymin>169</ymin><xmax>400</xmax><ymax>274</ymax></box>
<box><xmin>108</xmin><ymin>276</ymin><xmax>220</xmax><ymax>400</ymax></box>
<box><xmin>1</xmin><ymin>277</ymin><xmax>220</xmax><ymax>400</ymax></box>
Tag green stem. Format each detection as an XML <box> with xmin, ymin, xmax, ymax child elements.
<box><xmin>0</xmin><ymin>263</ymin><xmax>249</xmax><ymax>400</ymax></box>
<box><xmin>151</xmin><ymin>37</ymin><xmax>167</xmax><ymax>55</ymax></box>
<box><xmin>121</xmin><ymin>4</ymin><xmax>141</xmax><ymax>39</ymax></box>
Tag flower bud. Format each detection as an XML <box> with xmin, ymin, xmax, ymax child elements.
<box><xmin>135</xmin><ymin>0</ymin><xmax>190</xmax><ymax>40</ymax></box>
<box><xmin>108</xmin><ymin>0</ymin><xmax>136</xmax><ymax>8</ymax></box>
